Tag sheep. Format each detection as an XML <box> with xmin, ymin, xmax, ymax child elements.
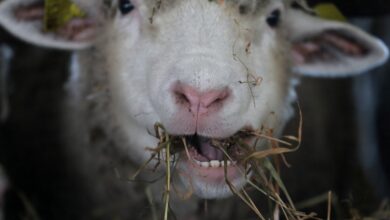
<box><xmin>0</xmin><ymin>0</ymin><xmax>388</xmax><ymax>219</ymax></box>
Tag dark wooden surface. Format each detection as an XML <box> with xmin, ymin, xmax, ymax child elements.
<box><xmin>0</xmin><ymin>29</ymin><xmax>97</xmax><ymax>220</ymax></box>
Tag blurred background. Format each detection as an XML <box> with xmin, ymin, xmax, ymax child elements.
<box><xmin>0</xmin><ymin>0</ymin><xmax>389</xmax><ymax>219</ymax></box>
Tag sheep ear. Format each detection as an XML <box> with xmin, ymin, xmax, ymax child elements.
<box><xmin>286</xmin><ymin>9</ymin><xmax>389</xmax><ymax>77</ymax></box>
<box><xmin>0</xmin><ymin>0</ymin><xmax>97</xmax><ymax>50</ymax></box>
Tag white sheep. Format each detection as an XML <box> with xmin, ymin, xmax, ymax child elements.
<box><xmin>0</xmin><ymin>0</ymin><xmax>388</xmax><ymax>218</ymax></box>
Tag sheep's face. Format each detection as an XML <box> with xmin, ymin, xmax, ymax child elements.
<box><xmin>103</xmin><ymin>0</ymin><xmax>291</xmax><ymax>198</ymax></box>
<box><xmin>0</xmin><ymin>0</ymin><xmax>387</xmax><ymax>199</ymax></box>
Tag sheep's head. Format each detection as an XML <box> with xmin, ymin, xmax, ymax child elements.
<box><xmin>0</xmin><ymin>0</ymin><xmax>388</xmax><ymax>199</ymax></box>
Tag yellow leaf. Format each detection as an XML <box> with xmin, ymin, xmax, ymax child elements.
<box><xmin>314</xmin><ymin>3</ymin><xmax>346</xmax><ymax>22</ymax></box>
<box><xmin>44</xmin><ymin>0</ymin><xmax>86</xmax><ymax>31</ymax></box>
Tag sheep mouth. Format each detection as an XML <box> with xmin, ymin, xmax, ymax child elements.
<box><xmin>151</xmin><ymin>124</ymin><xmax>254</xmax><ymax>180</ymax></box>
<box><xmin>169</xmin><ymin>132</ymin><xmax>255</xmax><ymax>183</ymax></box>
<box><xmin>182</xmin><ymin>135</ymin><xmax>244</xmax><ymax>168</ymax></box>
<box><xmin>167</xmin><ymin>130</ymin><xmax>254</xmax><ymax>169</ymax></box>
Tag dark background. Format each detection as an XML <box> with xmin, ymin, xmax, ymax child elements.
<box><xmin>309</xmin><ymin>0</ymin><xmax>390</xmax><ymax>17</ymax></box>
<box><xmin>1</xmin><ymin>1</ymin><xmax>390</xmax><ymax>219</ymax></box>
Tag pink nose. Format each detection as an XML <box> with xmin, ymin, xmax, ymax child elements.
<box><xmin>173</xmin><ymin>83</ymin><xmax>230</xmax><ymax>115</ymax></box>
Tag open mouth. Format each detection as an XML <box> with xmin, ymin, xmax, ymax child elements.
<box><xmin>167</xmin><ymin>129</ymin><xmax>255</xmax><ymax>183</ymax></box>
<box><xmin>150</xmin><ymin>123</ymin><xmax>300</xmax><ymax>200</ymax></box>
<box><xmin>151</xmin><ymin>124</ymin><xmax>255</xmax><ymax>184</ymax></box>
<box><xmin>168</xmin><ymin>132</ymin><xmax>257</xmax><ymax>192</ymax></box>
<box><xmin>184</xmin><ymin>135</ymin><xmax>245</xmax><ymax>168</ymax></box>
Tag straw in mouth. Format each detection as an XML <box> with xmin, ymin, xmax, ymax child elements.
<box><xmin>183</xmin><ymin>134</ymin><xmax>246</xmax><ymax>168</ymax></box>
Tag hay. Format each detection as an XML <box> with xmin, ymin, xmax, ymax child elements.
<box><xmin>127</xmin><ymin>104</ymin><xmax>317</xmax><ymax>219</ymax></box>
<box><xmin>163</xmin><ymin>140</ymin><xmax>171</xmax><ymax>220</ymax></box>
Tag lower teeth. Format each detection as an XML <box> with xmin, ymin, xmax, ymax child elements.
<box><xmin>193</xmin><ymin>159</ymin><xmax>236</xmax><ymax>168</ymax></box>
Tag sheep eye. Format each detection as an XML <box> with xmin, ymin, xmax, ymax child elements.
<box><xmin>266</xmin><ymin>9</ymin><xmax>281</xmax><ymax>28</ymax></box>
<box><xmin>119</xmin><ymin>0</ymin><xmax>134</xmax><ymax>15</ymax></box>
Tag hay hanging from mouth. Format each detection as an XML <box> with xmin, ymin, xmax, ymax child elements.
<box><xmin>127</xmin><ymin>105</ymin><xmax>326</xmax><ymax>220</ymax></box>
<box><xmin>214</xmin><ymin>106</ymin><xmax>310</xmax><ymax>220</ymax></box>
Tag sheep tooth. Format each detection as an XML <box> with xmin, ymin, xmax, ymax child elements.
<box><xmin>200</xmin><ymin>162</ymin><xmax>210</xmax><ymax>168</ymax></box>
<box><xmin>210</xmin><ymin>160</ymin><xmax>220</xmax><ymax>168</ymax></box>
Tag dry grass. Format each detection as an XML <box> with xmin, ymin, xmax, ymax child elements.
<box><xmin>132</xmin><ymin>105</ymin><xmax>386</xmax><ymax>220</ymax></box>
<box><xmin>216</xmin><ymin>106</ymin><xmax>319</xmax><ymax>220</ymax></box>
<box><xmin>129</xmin><ymin>105</ymin><xmax>323</xmax><ymax>220</ymax></box>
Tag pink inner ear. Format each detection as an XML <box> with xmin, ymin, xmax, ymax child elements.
<box><xmin>13</xmin><ymin>2</ymin><xmax>96</xmax><ymax>42</ymax></box>
<box><xmin>291</xmin><ymin>30</ymin><xmax>368</xmax><ymax>64</ymax></box>
<box><xmin>14</xmin><ymin>2</ymin><xmax>44</xmax><ymax>21</ymax></box>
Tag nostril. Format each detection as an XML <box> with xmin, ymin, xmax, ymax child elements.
<box><xmin>172</xmin><ymin>83</ymin><xmax>200</xmax><ymax>108</ymax></box>
<box><xmin>200</xmin><ymin>88</ymin><xmax>230</xmax><ymax>108</ymax></box>
<box><xmin>174</xmin><ymin>91</ymin><xmax>190</xmax><ymax>105</ymax></box>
